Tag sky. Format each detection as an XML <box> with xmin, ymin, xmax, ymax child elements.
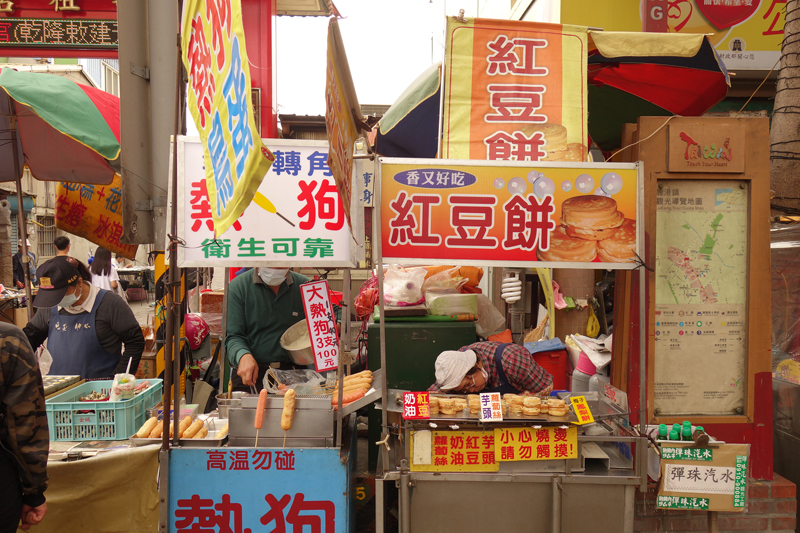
<box><xmin>273</xmin><ymin>0</ymin><xmax>482</xmax><ymax>116</ymax></box>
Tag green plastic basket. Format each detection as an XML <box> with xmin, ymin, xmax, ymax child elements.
<box><xmin>45</xmin><ymin>379</ymin><xmax>163</xmax><ymax>441</ymax></box>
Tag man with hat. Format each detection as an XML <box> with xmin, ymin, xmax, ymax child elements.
<box><xmin>22</xmin><ymin>257</ymin><xmax>145</xmax><ymax>380</ymax></box>
<box><xmin>12</xmin><ymin>239</ymin><xmax>36</xmax><ymax>289</ymax></box>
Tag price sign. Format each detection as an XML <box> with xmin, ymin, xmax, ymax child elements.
<box><xmin>479</xmin><ymin>392</ymin><xmax>503</xmax><ymax>422</ymax></box>
<box><xmin>570</xmin><ymin>395</ymin><xmax>594</xmax><ymax>424</ymax></box>
<box><xmin>299</xmin><ymin>280</ymin><xmax>338</xmax><ymax>372</ymax></box>
<box><xmin>402</xmin><ymin>392</ymin><xmax>430</xmax><ymax>420</ymax></box>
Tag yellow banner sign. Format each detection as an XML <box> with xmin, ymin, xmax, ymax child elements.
<box><xmin>494</xmin><ymin>426</ymin><xmax>577</xmax><ymax>462</ymax></box>
<box><xmin>324</xmin><ymin>18</ymin><xmax>359</xmax><ymax>237</ymax></box>
<box><xmin>56</xmin><ymin>174</ymin><xmax>138</xmax><ymax>259</ymax></box>
<box><xmin>410</xmin><ymin>430</ymin><xmax>499</xmax><ymax>472</ymax></box>
<box><xmin>181</xmin><ymin>0</ymin><xmax>275</xmax><ymax>237</ymax></box>
<box><xmin>442</xmin><ymin>18</ymin><xmax>588</xmax><ymax>162</ymax></box>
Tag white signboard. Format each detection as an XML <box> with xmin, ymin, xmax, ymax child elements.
<box><xmin>176</xmin><ymin>137</ymin><xmax>356</xmax><ymax>267</ymax></box>
<box><xmin>663</xmin><ymin>463</ymin><xmax>736</xmax><ymax>495</ymax></box>
<box><xmin>300</xmin><ymin>280</ymin><xmax>339</xmax><ymax>372</ymax></box>
<box><xmin>479</xmin><ymin>392</ymin><xmax>503</xmax><ymax>422</ymax></box>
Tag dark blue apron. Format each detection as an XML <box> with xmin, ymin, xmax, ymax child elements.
<box><xmin>47</xmin><ymin>290</ymin><xmax>118</xmax><ymax>379</ymax></box>
<box><xmin>487</xmin><ymin>342</ymin><xmax>521</xmax><ymax>394</ymax></box>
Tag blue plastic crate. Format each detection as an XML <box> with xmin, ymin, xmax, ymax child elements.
<box><xmin>45</xmin><ymin>379</ymin><xmax>163</xmax><ymax>441</ymax></box>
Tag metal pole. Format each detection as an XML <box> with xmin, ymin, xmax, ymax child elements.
<box><xmin>399</xmin><ymin>459</ymin><xmax>411</xmax><ymax>533</ymax></box>
<box><xmin>7</xmin><ymin>103</ymin><xmax>32</xmax><ymax>319</ymax></box>
<box><xmin>219</xmin><ymin>268</ymin><xmax>230</xmax><ymax>395</ymax></box>
<box><xmin>375</xmin><ymin>162</ymin><xmax>390</xmax><ymax>472</ymax></box>
<box><xmin>638</xmin><ymin>163</ymin><xmax>648</xmax><ymax>491</ymax></box>
<box><xmin>335</xmin><ymin>268</ymin><xmax>350</xmax><ymax>448</ymax></box>
<box><xmin>551</xmin><ymin>476</ymin><xmax>561</xmax><ymax>533</ymax></box>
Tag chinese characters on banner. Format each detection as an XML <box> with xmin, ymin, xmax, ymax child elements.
<box><xmin>0</xmin><ymin>18</ymin><xmax>117</xmax><ymax>48</ymax></box>
<box><xmin>176</xmin><ymin>138</ymin><xmax>354</xmax><ymax>268</ymax></box>
<box><xmin>402</xmin><ymin>392</ymin><xmax>430</xmax><ymax>420</ymax></box>
<box><xmin>300</xmin><ymin>280</ymin><xmax>338</xmax><ymax>372</ymax></box>
<box><xmin>380</xmin><ymin>160</ymin><xmax>639</xmax><ymax>267</ymax></box>
<box><xmin>569</xmin><ymin>395</ymin><xmax>594</xmax><ymax>424</ymax></box>
<box><xmin>169</xmin><ymin>447</ymin><xmax>345</xmax><ymax>533</ymax></box>
<box><xmin>324</xmin><ymin>18</ymin><xmax>361</xmax><ymax>238</ymax></box>
<box><xmin>180</xmin><ymin>0</ymin><xmax>275</xmax><ymax>237</ymax></box>
<box><xmin>442</xmin><ymin>19</ymin><xmax>588</xmax><ymax>163</ymax></box>
<box><xmin>640</xmin><ymin>0</ymin><xmax>784</xmax><ymax>70</ymax></box>
<box><xmin>411</xmin><ymin>430</ymin><xmax>500</xmax><ymax>472</ymax></box>
<box><xmin>479</xmin><ymin>392</ymin><xmax>503</xmax><ymax>421</ymax></box>
<box><xmin>493</xmin><ymin>426</ymin><xmax>578</xmax><ymax>462</ymax></box>
<box><xmin>56</xmin><ymin>174</ymin><xmax>138</xmax><ymax>259</ymax></box>
<box><xmin>657</xmin><ymin>442</ymin><xmax>749</xmax><ymax>512</ymax></box>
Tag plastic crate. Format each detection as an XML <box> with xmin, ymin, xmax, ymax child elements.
<box><xmin>46</xmin><ymin>379</ymin><xmax>163</xmax><ymax>441</ymax></box>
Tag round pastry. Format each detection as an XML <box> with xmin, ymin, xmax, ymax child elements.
<box><xmin>549</xmin><ymin>406</ymin><xmax>570</xmax><ymax>417</ymax></box>
<box><xmin>453</xmin><ymin>399</ymin><xmax>468</xmax><ymax>412</ymax></box>
<box><xmin>439</xmin><ymin>398</ymin><xmax>455</xmax><ymax>415</ymax></box>
<box><xmin>548</xmin><ymin>399</ymin><xmax>566</xmax><ymax>409</ymax></box>
<box><xmin>542</xmin><ymin>143</ymin><xmax>588</xmax><ymax>162</ymax></box>
<box><xmin>537</xmin><ymin>226</ymin><xmax>598</xmax><ymax>262</ymax></box>
<box><xmin>560</xmin><ymin>196</ymin><xmax>624</xmax><ymax>241</ymax></box>
<box><xmin>467</xmin><ymin>394</ymin><xmax>480</xmax><ymax>402</ymax></box>
<box><xmin>509</xmin><ymin>404</ymin><xmax>523</xmax><ymax>414</ymax></box>
<box><xmin>539</xmin><ymin>399</ymin><xmax>550</xmax><ymax>415</ymax></box>
<box><xmin>509</xmin><ymin>397</ymin><xmax>525</xmax><ymax>407</ymax></box>
<box><xmin>429</xmin><ymin>397</ymin><xmax>440</xmax><ymax>414</ymax></box>
<box><xmin>521</xmin><ymin>123</ymin><xmax>568</xmax><ymax>154</ymax></box>
<box><xmin>597</xmin><ymin>218</ymin><xmax>637</xmax><ymax>263</ymax></box>
<box><xmin>522</xmin><ymin>406</ymin><xmax>541</xmax><ymax>416</ymax></box>
<box><xmin>523</xmin><ymin>397</ymin><xmax>542</xmax><ymax>408</ymax></box>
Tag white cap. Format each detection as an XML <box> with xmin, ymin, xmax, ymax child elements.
<box><xmin>18</xmin><ymin>239</ymin><xmax>30</xmax><ymax>247</ymax></box>
<box><xmin>434</xmin><ymin>350</ymin><xmax>477</xmax><ymax>390</ymax></box>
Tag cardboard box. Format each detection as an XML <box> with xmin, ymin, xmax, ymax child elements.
<box><xmin>135</xmin><ymin>355</ymin><xmax>157</xmax><ymax>379</ymax></box>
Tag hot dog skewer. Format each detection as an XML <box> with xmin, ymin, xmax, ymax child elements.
<box><xmin>254</xmin><ymin>389</ymin><xmax>267</xmax><ymax>446</ymax></box>
<box><xmin>281</xmin><ymin>389</ymin><xmax>296</xmax><ymax>447</ymax></box>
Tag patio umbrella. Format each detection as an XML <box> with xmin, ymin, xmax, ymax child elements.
<box><xmin>587</xmin><ymin>31</ymin><xmax>730</xmax><ymax>152</ymax></box>
<box><xmin>371</xmin><ymin>62</ymin><xmax>441</xmax><ymax>158</ymax></box>
<box><xmin>370</xmin><ymin>32</ymin><xmax>729</xmax><ymax>158</ymax></box>
<box><xmin>0</xmin><ymin>67</ymin><xmax>121</xmax><ymax>314</ymax></box>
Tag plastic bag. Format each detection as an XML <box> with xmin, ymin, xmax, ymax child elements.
<box><xmin>264</xmin><ymin>368</ymin><xmax>327</xmax><ymax>396</ymax></box>
<box><xmin>109</xmin><ymin>373</ymin><xmax>136</xmax><ymax>401</ymax></box>
<box><xmin>474</xmin><ymin>293</ymin><xmax>505</xmax><ymax>336</ymax></box>
<box><xmin>383</xmin><ymin>266</ymin><xmax>426</xmax><ymax>306</ymax></box>
<box><xmin>422</xmin><ymin>267</ymin><xmax>468</xmax><ymax>294</ymax></box>
<box><xmin>36</xmin><ymin>345</ymin><xmax>52</xmax><ymax>376</ymax></box>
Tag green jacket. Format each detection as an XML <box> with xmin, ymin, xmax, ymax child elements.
<box><xmin>0</xmin><ymin>322</ymin><xmax>49</xmax><ymax>507</ymax></box>
<box><xmin>225</xmin><ymin>269</ymin><xmax>310</xmax><ymax>367</ymax></box>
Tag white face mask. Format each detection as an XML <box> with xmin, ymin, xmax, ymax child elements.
<box><xmin>259</xmin><ymin>268</ymin><xmax>289</xmax><ymax>287</ymax></box>
<box><xmin>59</xmin><ymin>284</ymin><xmax>81</xmax><ymax>308</ymax></box>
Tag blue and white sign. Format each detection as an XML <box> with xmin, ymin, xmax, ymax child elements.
<box><xmin>169</xmin><ymin>447</ymin><xmax>351</xmax><ymax>533</ymax></box>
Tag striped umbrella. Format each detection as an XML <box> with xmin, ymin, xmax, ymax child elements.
<box><xmin>0</xmin><ymin>67</ymin><xmax>120</xmax><ymax>184</ymax></box>
<box><xmin>588</xmin><ymin>31</ymin><xmax>730</xmax><ymax>152</ymax></box>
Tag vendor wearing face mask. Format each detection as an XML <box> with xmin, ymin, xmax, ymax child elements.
<box><xmin>225</xmin><ymin>267</ymin><xmax>311</xmax><ymax>392</ymax></box>
<box><xmin>429</xmin><ymin>342</ymin><xmax>554</xmax><ymax>395</ymax></box>
<box><xmin>22</xmin><ymin>256</ymin><xmax>145</xmax><ymax>379</ymax></box>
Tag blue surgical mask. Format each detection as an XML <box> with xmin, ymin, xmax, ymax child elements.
<box><xmin>59</xmin><ymin>285</ymin><xmax>81</xmax><ymax>308</ymax></box>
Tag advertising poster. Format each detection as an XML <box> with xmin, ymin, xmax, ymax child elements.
<box><xmin>654</xmin><ymin>179</ymin><xmax>747</xmax><ymax>415</ymax></box>
<box><xmin>176</xmin><ymin>137</ymin><xmax>355</xmax><ymax>268</ymax></box>
<box><xmin>442</xmin><ymin>18</ymin><xmax>588</xmax><ymax>163</ymax></box>
<box><xmin>380</xmin><ymin>159</ymin><xmax>640</xmax><ymax>268</ymax></box>
<box><xmin>56</xmin><ymin>174</ymin><xmax>138</xmax><ymax>259</ymax></box>
<box><xmin>640</xmin><ymin>0</ymin><xmax>784</xmax><ymax>70</ymax></box>
<box><xmin>181</xmin><ymin>0</ymin><xmax>275</xmax><ymax>237</ymax></box>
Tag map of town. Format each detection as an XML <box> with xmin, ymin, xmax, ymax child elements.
<box><xmin>656</xmin><ymin>203</ymin><xmax>747</xmax><ymax>306</ymax></box>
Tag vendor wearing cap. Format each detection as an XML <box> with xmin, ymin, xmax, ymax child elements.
<box><xmin>225</xmin><ymin>268</ymin><xmax>310</xmax><ymax>392</ymax></box>
<box><xmin>429</xmin><ymin>342</ymin><xmax>553</xmax><ymax>395</ymax></box>
<box><xmin>22</xmin><ymin>257</ymin><xmax>145</xmax><ymax>380</ymax></box>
